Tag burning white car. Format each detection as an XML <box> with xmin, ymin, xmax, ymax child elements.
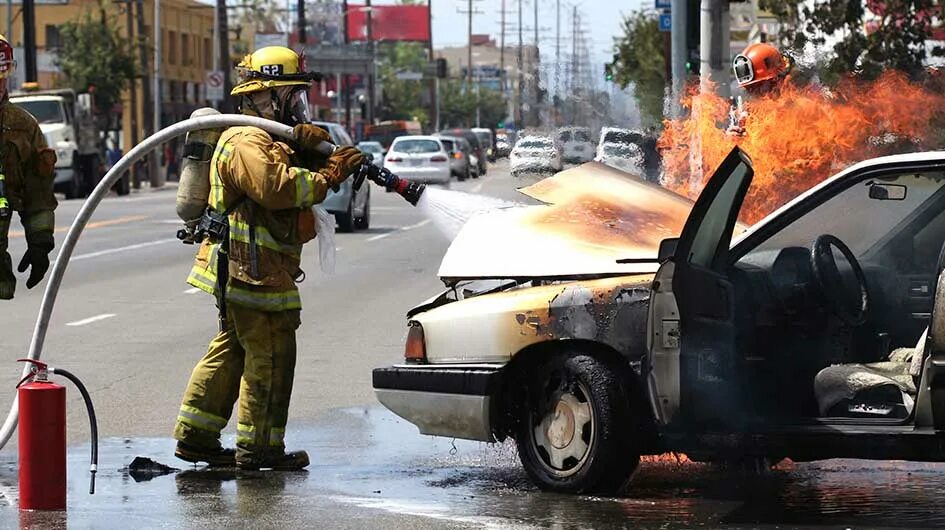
<box><xmin>375</xmin><ymin>148</ymin><xmax>945</xmax><ymax>495</ymax></box>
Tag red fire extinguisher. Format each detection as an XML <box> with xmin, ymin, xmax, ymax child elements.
<box><xmin>17</xmin><ymin>359</ymin><xmax>98</xmax><ymax>511</ymax></box>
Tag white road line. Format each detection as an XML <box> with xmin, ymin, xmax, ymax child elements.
<box><xmin>366</xmin><ymin>233</ymin><xmax>391</xmax><ymax>242</ymax></box>
<box><xmin>365</xmin><ymin>219</ymin><xmax>431</xmax><ymax>242</ymax></box>
<box><xmin>184</xmin><ymin>287</ymin><xmax>201</xmax><ymax>294</ymax></box>
<box><xmin>71</xmin><ymin>238</ymin><xmax>179</xmax><ymax>261</ymax></box>
<box><xmin>472</xmin><ymin>182</ymin><xmax>484</xmax><ymax>193</ymax></box>
<box><xmin>66</xmin><ymin>313</ymin><xmax>116</xmax><ymax>327</ymax></box>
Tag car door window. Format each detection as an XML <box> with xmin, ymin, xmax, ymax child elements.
<box><xmin>683</xmin><ymin>156</ymin><xmax>753</xmax><ymax>269</ymax></box>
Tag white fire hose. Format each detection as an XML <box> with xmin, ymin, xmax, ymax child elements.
<box><xmin>0</xmin><ymin>115</ymin><xmax>328</xmax><ymax>451</ymax></box>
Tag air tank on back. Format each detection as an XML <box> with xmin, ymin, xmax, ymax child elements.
<box><xmin>176</xmin><ymin>107</ymin><xmax>223</xmax><ymax>227</ymax></box>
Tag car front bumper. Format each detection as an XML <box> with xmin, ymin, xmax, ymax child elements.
<box><xmin>373</xmin><ymin>364</ymin><xmax>503</xmax><ymax>442</ymax></box>
<box><xmin>52</xmin><ymin>165</ymin><xmax>76</xmax><ymax>185</ymax></box>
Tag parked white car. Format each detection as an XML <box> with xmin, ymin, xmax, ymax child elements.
<box><xmin>383</xmin><ymin>136</ymin><xmax>451</xmax><ymax>185</ymax></box>
<box><xmin>556</xmin><ymin>126</ymin><xmax>594</xmax><ymax>164</ymax></box>
<box><xmin>510</xmin><ymin>136</ymin><xmax>562</xmax><ymax>177</ymax></box>
<box><xmin>595</xmin><ymin>127</ymin><xmax>646</xmax><ymax>174</ymax></box>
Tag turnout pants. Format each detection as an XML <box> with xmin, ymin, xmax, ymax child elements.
<box><xmin>174</xmin><ymin>302</ymin><xmax>301</xmax><ymax>463</ymax></box>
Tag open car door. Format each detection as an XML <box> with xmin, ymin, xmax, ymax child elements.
<box><xmin>671</xmin><ymin>147</ymin><xmax>754</xmax><ymax>430</ymax></box>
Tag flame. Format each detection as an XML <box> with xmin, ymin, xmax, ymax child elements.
<box><xmin>658</xmin><ymin>71</ymin><xmax>945</xmax><ymax>223</ymax></box>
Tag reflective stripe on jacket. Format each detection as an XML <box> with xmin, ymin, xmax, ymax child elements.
<box><xmin>187</xmin><ymin>126</ymin><xmax>330</xmax><ymax>311</ymax></box>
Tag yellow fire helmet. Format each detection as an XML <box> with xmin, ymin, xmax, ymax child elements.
<box><xmin>231</xmin><ymin>46</ymin><xmax>319</xmax><ymax>96</ymax></box>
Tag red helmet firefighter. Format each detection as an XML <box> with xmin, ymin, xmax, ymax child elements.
<box><xmin>732</xmin><ymin>42</ymin><xmax>792</xmax><ymax>96</ymax></box>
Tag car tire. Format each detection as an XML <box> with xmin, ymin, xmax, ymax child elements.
<box><xmin>336</xmin><ymin>196</ymin><xmax>356</xmax><ymax>233</ymax></box>
<box><xmin>355</xmin><ymin>188</ymin><xmax>371</xmax><ymax>230</ymax></box>
<box><xmin>516</xmin><ymin>351</ymin><xmax>640</xmax><ymax>495</ymax></box>
<box><xmin>63</xmin><ymin>155</ymin><xmax>82</xmax><ymax>199</ymax></box>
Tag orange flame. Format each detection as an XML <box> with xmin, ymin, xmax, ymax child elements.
<box><xmin>658</xmin><ymin>71</ymin><xmax>945</xmax><ymax>223</ymax></box>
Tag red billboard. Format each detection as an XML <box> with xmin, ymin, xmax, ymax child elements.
<box><xmin>346</xmin><ymin>4</ymin><xmax>431</xmax><ymax>42</ymax></box>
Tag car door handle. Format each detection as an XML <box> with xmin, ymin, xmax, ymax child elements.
<box><xmin>910</xmin><ymin>280</ymin><xmax>932</xmax><ymax>296</ymax></box>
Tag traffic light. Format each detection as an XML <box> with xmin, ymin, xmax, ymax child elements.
<box><xmin>604</xmin><ymin>63</ymin><xmax>614</xmax><ymax>82</ymax></box>
<box><xmin>436</xmin><ymin>58</ymin><xmax>448</xmax><ymax>79</ymax></box>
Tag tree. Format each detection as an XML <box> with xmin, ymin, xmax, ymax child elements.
<box><xmin>609</xmin><ymin>11</ymin><xmax>666</xmax><ymax>128</ymax></box>
<box><xmin>376</xmin><ymin>42</ymin><xmax>431</xmax><ymax>126</ymax></box>
<box><xmin>55</xmin><ymin>3</ymin><xmax>137</xmax><ymax>115</ymax></box>
<box><xmin>760</xmin><ymin>0</ymin><xmax>943</xmax><ymax>82</ymax></box>
<box><xmin>437</xmin><ymin>80</ymin><xmax>506</xmax><ymax>129</ymax></box>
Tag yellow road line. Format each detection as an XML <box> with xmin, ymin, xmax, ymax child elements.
<box><xmin>7</xmin><ymin>215</ymin><xmax>149</xmax><ymax>238</ymax></box>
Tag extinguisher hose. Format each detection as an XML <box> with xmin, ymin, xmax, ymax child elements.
<box><xmin>50</xmin><ymin>368</ymin><xmax>98</xmax><ymax>495</ymax></box>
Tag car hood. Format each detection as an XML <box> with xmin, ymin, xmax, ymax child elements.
<box><xmin>39</xmin><ymin>123</ymin><xmax>69</xmax><ymax>137</ymax></box>
<box><xmin>437</xmin><ymin>162</ymin><xmax>696</xmax><ymax>283</ymax></box>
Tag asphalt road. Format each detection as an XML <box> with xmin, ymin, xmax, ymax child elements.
<box><xmin>4</xmin><ymin>160</ymin><xmax>945</xmax><ymax>529</ymax></box>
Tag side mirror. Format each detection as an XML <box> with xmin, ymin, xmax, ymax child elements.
<box><xmin>658</xmin><ymin>238</ymin><xmax>679</xmax><ymax>262</ymax></box>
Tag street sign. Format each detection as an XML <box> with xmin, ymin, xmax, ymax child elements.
<box><xmin>655</xmin><ymin>0</ymin><xmax>671</xmax><ymax>9</ymax></box>
<box><xmin>395</xmin><ymin>71</ymin><xmax>424</xmax><ymax>81</ymax></box>
<box><xmin>659</xmin><ymin>12</ymin><xmax>672</xmax><ymax>32</ymax></box>
<box><xmin>206</xmin><ymin>70</ymin><xmax>225</xmax><ymax>102</ymax></box>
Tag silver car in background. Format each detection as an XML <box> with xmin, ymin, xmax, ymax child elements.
<box><xmin>556</xmin><ymin>126</ymin><xmax>594</xmax><ymax>164</ymax></box>
<box><xmin>437</xmin><ymin>135</ymin><xmax>474</xmax><ymax>181</ymax></box>
<box><xmin>357</xmin><ymin>141</ymin><xmax>386</xmax><ymax>169</ymax></box>
<box><xmin>313</xmin><ymin>120</ymin><xmax>371</xmax><ymax>232</ymax></box>
<box><xmin>510</xmin><ymin>135</ymin><xmax>562</xmax><ymax>177</ymax></box>
<box><xmin>383</xmin><ymin>136</ymin><xmax>452</xmax><ymax>185</ymax></box>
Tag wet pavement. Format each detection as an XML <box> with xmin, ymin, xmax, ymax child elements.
<box><xmin>3</xmin><ymin>407</ymin><xmax>945</xmax><ymax>528</ymax></box>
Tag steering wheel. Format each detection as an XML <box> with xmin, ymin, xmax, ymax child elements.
<box><xmin>810</xmin><ymin>234</ymin><xmax>869</xmax><ymax>326</ymax></box>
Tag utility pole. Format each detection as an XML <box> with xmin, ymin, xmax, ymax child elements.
<box><xmin>216</xmin><ymin>0</ymin><xmax>231</xmax><ymax>113</ymax></box>
<box><xmin>466</xmin><ymin>0</ymin><xmax>473</xmax><ymax>86</ymax></box>
<box><xmin>22</xmin><ymin>0</ymin><xmax>36</xmax><ymax>82</ymax></box>
<box><xmin>555</xmin><ymin>0</ymin><xmax>560</xmax><ymax>97</ymax></box>
<box><xmin>670</xmin><ymin>0</ymin><xmax>686</xmax><ymax>115</ymax></box>
<box><xmin>500</xmin><ymin>0</ymin><xmax>506</xmax><ymax>93</ymax></box>
<box><xmin>134</xmin><ymin>0</ymin><xmax>151</xmax><ymax>189</ymax></box>
<box><xmin>366</xmin><ymin>0</ymin><xmax>375</xmax><ymax>124</ymax></box>
<box><xmin>152</xmin><ymin>0</ymin><xmax>162</xmax><ymax>187</ymax></box>
<box><xmin>516</xmin><ymin>0</ymin><xmax>523</xmax><ymax>127</ymax></box>
<box><xmin>428</xmin><ymin>0</ymin><xmax>436</xmax><ymax>132</ymax></box>
<box><xmin>570</xmin><ymin>6</ymin><xmax>577</xmax><ymax>124</ymax></box>
<box><xmin>125</xmin><ymin>2</ymin><xmax>138</xmax><ymax>185</ymax></box>
<box><xmin>297</xmin><ymin>0</ymin><xmax>306</xmax><ymax>44</ymax></box>
<box><xmin>700</xmin><ymin>0</ymin><xmax>730</xmax><ymax>97</ymax></box>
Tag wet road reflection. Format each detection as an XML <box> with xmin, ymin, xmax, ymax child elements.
<box><xmin>2</xmin><ymin>407</ymin><xmax>945</xmax><ymax>528</ymax></box>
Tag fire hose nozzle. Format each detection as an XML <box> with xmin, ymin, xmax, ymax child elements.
<box><xmin>357</xmin><ymin>164</ymin><xmax>426</xmax><ymax>206</ymax></box>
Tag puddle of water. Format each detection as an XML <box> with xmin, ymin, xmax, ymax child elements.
<box><xmin>2</xmin><ymin>408</ymin><xmax>945</xmax><ymax>528</ymax></box>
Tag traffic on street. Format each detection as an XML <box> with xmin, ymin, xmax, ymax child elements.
<box><xmin>3</xmin><ymin>0</ymin><xmax>945</xmax><ymax>528</ymax></box>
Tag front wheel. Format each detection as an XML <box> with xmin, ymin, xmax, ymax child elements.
<box><xmin>516</xmin><ymin>352</ymin><xmax>640</xmax><ymax>494</ymax></box>
<box><xmin>336</xmin><ymin>196</ymin><xmax>356</xmax><ymax>233</ymax></box>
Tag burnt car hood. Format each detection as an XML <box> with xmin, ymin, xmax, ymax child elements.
<box><xmin>437</xmin><ymin>162</ymin><xmax>696</xmax><ymax>283</ymax></box>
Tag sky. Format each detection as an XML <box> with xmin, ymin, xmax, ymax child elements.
<box><xmin>390</xmin><ymin>0</ymin><xmax>645</xmax><ymax>72</ymax></box>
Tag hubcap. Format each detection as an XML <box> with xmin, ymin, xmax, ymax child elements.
<box><xmin>532</xmin><ymin>380</ymin><xmax>594</xmax><ymax>477</ymax></box>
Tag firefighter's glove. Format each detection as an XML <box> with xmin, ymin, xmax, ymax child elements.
<box><xmin>17</xmin><ymin>246</ymin><xmax>51</xmax><ymax>289</ymax></box>
<box><xmin>293</xmin><ymin>124</ymin><xmax>332</xmax><ymax>153</ymax></box>
<box><xmin>324</xmin><ymin>146</ymin><xmax>366</xmax><ymax>187</ymax></box>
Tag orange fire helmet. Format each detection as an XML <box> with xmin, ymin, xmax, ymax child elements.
<box><xmin>733</xmin><ymin>43</ymin><xmax>789</xmax><ymax>88</ymax></box>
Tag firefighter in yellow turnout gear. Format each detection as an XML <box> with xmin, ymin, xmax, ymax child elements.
<box><xmin>174</xmin><ymin>46</ymin><xmax>364</xmax><ymax>470</ymax></box>
<box><xmin>0</xmin><ymin>34</ymin><xmax>57</xmax><ymax>300</ymax></box>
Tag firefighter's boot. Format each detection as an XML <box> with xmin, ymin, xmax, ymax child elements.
<box><xmin>236</xmin><ymin>450</ymin><xmax>310</xmax><ymax>471</ymax></box>
<box><xmin>175</xmin><ymin>442</ymin><xmax>237</xmax><ymax>467</ymax></box>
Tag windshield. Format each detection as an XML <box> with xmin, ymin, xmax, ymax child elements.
<box><xmin>13</xmin><ymin>100</ymin><xmax>64</xmax><ymax>124</ymax></box>
<box><xmin>518</xmin><ymin>139</ymin><xmax>551</xmax><ymax>149</ymax></box>
<box><xmin>358</xmin><ymin>143</ymin><xmax>384</xmax><ymax>154</ymax></box>
<box><xmin>603</xmin><ymin>143</ymin><xmax>643</xmax><ymax>159</ymax></box>
<box><xmin>741</xmin><ymin>172</ymin><xmax>945</xmax><ymax>261</ymax></box>
<box><xmin>574</xmin><ymin>130</ymin><xmax>591</xmax><ymax>142</ymax></box>
<box><xmin>557</xmin><ymin>130</ymin><xmax>572</xmax><ymax>142</ymax></box>
<box><xmin>475</xmin><ymin>132</ymin><xmax>492</xmax><ymax>147</ymax></box>
<box><xmin>391</xmin><ymin>139</ymin><xmax>441</xmax><ymax>154</ymax></box>
<box><xmin>439</xmin><ymin>139</ymin><xmax>455</xmax><ymax>151</ymax></box>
